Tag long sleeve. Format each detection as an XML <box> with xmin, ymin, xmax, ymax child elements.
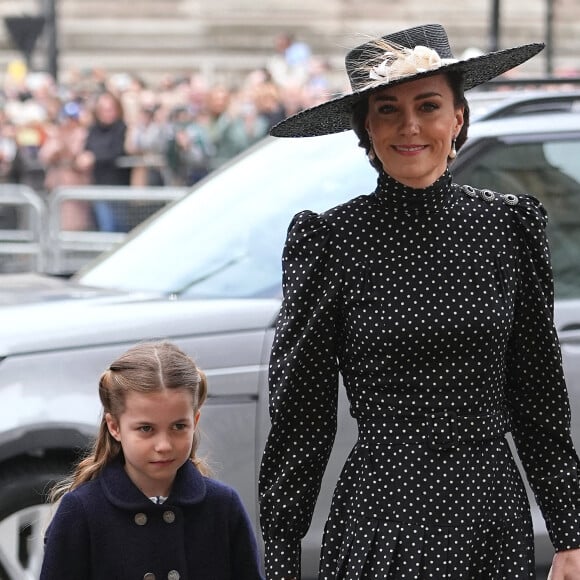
<box><xmin>505</xmin><ymin>194</ymin><xmax>580</xmax><ymax>550</ymax></box>
<box><xmin>40</xmin><ymin>492</ymin><xmax>91</xmax><ymax>579</ymax></box>
<box><xmin>259</xmin><ymin>210</ymin><xmax>343</xmax><ymax>578</ymax></box>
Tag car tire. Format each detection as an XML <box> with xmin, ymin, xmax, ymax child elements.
<box><xmin>0</xmin><ymin>457</ymin><xmax>72</xmax><ymax>580</ymax></box>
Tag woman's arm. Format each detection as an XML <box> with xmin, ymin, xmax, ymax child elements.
<box><xmin>259</xmin><ymin>210</ymin><xmax>342</xmax><ymax>579</ymax></box>
<box><xmin>505</xmin><ymin>194</ymin><xmax>580</xmax><ymax>553</ymax></box>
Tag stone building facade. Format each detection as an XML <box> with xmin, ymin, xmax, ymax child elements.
<box><xmin>0</xmin><ymin>0</ymin><xmax>577</xmax><ymax>88</ymax></box>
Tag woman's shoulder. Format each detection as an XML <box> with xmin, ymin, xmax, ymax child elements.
<box><xmin>322</xmin><ymin>193</ymin><xmax>374</xmax><ymax>222</ymax></box>
<box><xmin>287</xmin><ymin>194</ymin><xmax>372</xmax><ymax>237</ymax></box>
<box><xmin>283</xmin><ymin>197</ymin><xmax>370</xmax><ymax>266</ymax></box>
<box><xmin>456</xmin><ymin>183</ymin><xmax>547</xmax><ymax>230</ymax></box>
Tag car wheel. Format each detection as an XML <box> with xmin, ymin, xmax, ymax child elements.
<box><xmin>0</xmin><ymin>458</ymin><xmax>71</xmax><ymax>580</ymax></box>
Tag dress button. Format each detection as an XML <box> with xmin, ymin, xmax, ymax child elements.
<box><xmin>143</xmin><ymin>573</ymin><xmax>156</xmax><ymax>580</ymax></box>
<box><xmin>462</xmin><ymin>184</ymin><xmax>477</xmax><ymax>198</ymax></box>
<box><xmin>134</xmin><ymin>513</ymin><xmax>148</xmax><ymax>526</ymax></box>
<box><xmin>168</xmin><ymin>571</ymin><xmax>180</xmax><ymax>580</ymax></box>
<box><xmin>479</xmin><ymin>189</ymin><xmax>495</xmax><ymax>202</ymax></box>
<box><xmin>163</xmin><ymin>510</ymin><xmax>176</xmax><ymax>524</ymax></box>
<box><xmin>502</xmin><ymin>193</ymin><xmax>519</xmax><ymax>206</ymax></box>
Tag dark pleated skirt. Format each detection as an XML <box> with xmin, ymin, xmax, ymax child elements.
<box><xmin>319</xmin><ymin>437</ymin><xmax>536</xmax><ymax>580</ymax></box>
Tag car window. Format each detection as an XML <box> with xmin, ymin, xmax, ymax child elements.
<box><xmin>77</xmin><ymin>132</ymin><xmax>377</xmax><ymax>298</ymax></box>
<box><xmin>454</xmin><ymin>137</ymin><xmax>580</xmax><ymax>299</ymax></box>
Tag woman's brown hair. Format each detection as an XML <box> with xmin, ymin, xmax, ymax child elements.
<box><xmin>50</xmin><ymin>341</ymin><xmax>209</xmax><ymax>502</ymax></box>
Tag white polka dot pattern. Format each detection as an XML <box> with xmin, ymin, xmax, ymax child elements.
<box><xmin>258</xmin><ymin>170</ymin><xmax>580</xmax><ymax>579</ymax></box>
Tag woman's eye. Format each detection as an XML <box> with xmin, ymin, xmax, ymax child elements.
<box><xmin>378</xmin><ymin>104</ymin><xmax>396</xmax><ymax>114</ymax></box>
<box><xmin>421</xmin><ymin>102</ymin><xmax>439</xmax><ymax>112</ymax></box>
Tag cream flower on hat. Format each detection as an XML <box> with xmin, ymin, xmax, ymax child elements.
<box><xmin>366</xmin><ymin>43</ymin><xmax>458</xmax><ymax>89</ymax></box>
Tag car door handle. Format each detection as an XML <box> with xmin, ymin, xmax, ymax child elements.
<box><xmin>560</xmin><ymin>324</ymin><xmax>580</xmax><ymax>332</ymax></box>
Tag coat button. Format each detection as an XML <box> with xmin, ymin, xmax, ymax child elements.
<box><xmin>163</xmin><ymin>510</ymin><xmax>176</xmax><ymax>524</ymax></box>
<box><xmin>168</xmin><ymin>571</ymin><xmax>180</xmax><ymax>580</ymax></box>
<box><xmin>143</xmin><ymin>574</ymin><xmax>156</xmax><ymax>580</ymax></box>
<box><xmin>134</xmin><ymin>513</ymin><xmax>148</xmax><ymax>526</ymax></box>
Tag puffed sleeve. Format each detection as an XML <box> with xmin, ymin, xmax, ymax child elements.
<box><xmin>259</xmin><ymin>210</ymin><xmax>342</xmax><ymax>578</ymax></box>
<box><xmin>505</xmin><ymin>194</ymin><xmax>580</xmax><ymax>551</ymax></box>
<box><xmin>40</xmin><ymin>492</ymin><xmax>91</xmax><ymax>579</ymax></box>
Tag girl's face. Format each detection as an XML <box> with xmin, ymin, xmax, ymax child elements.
<box><xmin>365</xmin><ymin>74</ymin><xmax>464</xmax><ymax>189</ymax></box>
<box><xmin>106</xmin><ymin>388</ymin><xmax>200</xmax><ymax>498</ymax></box>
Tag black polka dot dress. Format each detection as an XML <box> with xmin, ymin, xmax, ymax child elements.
<box><xmin>259</xmin><ymin>170</ymin><xmax>580</xmax><ymax>579</ymax></box>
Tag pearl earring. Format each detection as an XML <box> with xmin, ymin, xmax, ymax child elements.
<box><xmin>449</xmin><ymin>137</ymin><xmax>457</xmax><ymax>160</ymax></box>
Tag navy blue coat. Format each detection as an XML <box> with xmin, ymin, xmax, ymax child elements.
<box><xmin>41</xmin><ymin>458</ymin><xmax>264</xmax><ymax>579</ymax></box>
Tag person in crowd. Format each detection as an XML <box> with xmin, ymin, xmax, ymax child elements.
<box><xmin>205</xmin><ymin>82</ymin><xmax>233</xmax><ymax>126</ymax></box>
<box><xmin>209</xmin><ymin>86</ymin><xmax>270</xmax><ymax>170</ymax></box>
<box><xmin>278</xmin><ymin>82</ymin><xmax>311</xmax><ymax>123</ymax></box>
<box><xmin>38</xmin><ymin>100</ymin><xmax>94</xmax><ymax>230</ymax></box>
<box><xmin>5</xmin><ymin>90</ymin><xmax>48</xmax><ymax>194</ymax></box>
<box><xmin>114</xmin><ymin>73</ymin><xmax>150</xmax><ymax>129</ymax></box>
<box><xmin>259</xmin><ymin>23</ymin><xmax>580</xmax><ymax>579</ymax></box>
<box><xmin>268</xmin><ymin>31</ymin><xmax>312</xmax><ymax>88</ymax></box>
<box><xmin>252</xmin><ymin>80</ymin><xmax>287</xmax><ymax>130</ymax></box>
<box><xmin>41</xmin><ymin>340</ymin><xmax>264</xmax><ymax>580</ymax></box>
<box><xmin>76</xmin><ymin>91</ymin><xmax>131</xmax><ymax>232</ymax></box>
<box><xmin>125</xmin><ymin>102</ymin><xmax>169</xmax><ymax>186</ymax></box>
<box><xmin>165</xmin><ymin>104</ymin><xmax>214</xmax><ymax>186</ymax></box>
<box><xmin>0</xmin><ymin>109</ymin><xmax>17</xmax><ymax>184</ymax></box>
<box><xmin>0</xmin><ymin>109</ymin><xmax>18</xmax><ymax>229</ymax></box>
<box><xmin>302</xmin><ymin>56</ymin><xmax>334</xmax><ymax>108</ymax></box>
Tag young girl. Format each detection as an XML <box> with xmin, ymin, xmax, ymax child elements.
<box><xmin>41</xmin><ymin>341</ymin><xmax>264</xmax><ymax>580</ymax></box>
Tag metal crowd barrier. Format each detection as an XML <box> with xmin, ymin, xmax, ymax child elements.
<box><xmin>46</xmin><ymin>185</ymin><xmax>189</xmax><ymax>274</ymax></box>
<box><xmin>0</xmin><ymin>184</ymin><xmax>47</xmax><ymax>273</ymax></box>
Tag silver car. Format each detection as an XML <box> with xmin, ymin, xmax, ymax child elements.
<box><xmin>1</xmin><ymin>93</ymin><xmax>580</xmax><ymax>579</ymax></box>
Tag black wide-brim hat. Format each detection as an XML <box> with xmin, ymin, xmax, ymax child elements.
<box><xmin>271</xmin><ymin>23</ymin><xmax>544</xmax><ymax>138</ymax></box>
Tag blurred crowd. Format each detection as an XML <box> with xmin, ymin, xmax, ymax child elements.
<box><xmin>0</xmin><ymin>32</ymin><xmax>340</xmax><ymax>231</ymax></box>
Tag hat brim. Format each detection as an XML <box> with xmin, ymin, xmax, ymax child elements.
<box><xmin>271</xmin><ymin>42</ymin><xmax>545</xmax><ymax>138</ymax></box>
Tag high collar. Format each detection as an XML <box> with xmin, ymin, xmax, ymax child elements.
<box><xmin>99</xmin><ymin>457</ymin><xmax>207</xmax><ymax>510</ymax></box>
<box><xmin>373</xmin><ymin>169</ymin><xmax>453</xmax><ymax>213</ymax></box>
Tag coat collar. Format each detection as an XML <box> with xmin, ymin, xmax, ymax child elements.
<box><xmin>100</xmin><ymin>457</ymin><xmax>207</xmax><ymax>510</ymax></box>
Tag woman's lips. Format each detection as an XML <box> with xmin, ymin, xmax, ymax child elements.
<box><xmin>393</xmin><ymin>145</ymin><xmax>427</xmax><ymax>154</ymax></box>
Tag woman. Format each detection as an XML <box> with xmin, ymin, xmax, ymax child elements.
<box><xmin>76</xmin><ymin>91</ymin><xmax>132</xmax><ymax>232</ymax></box>
<box><xmin>39</xmin><ymin>100</ymin><xmax>94</xmax><ymax>230</ymax></box>
<box><xmin>259</xmin><ymin>24</ymin><xmax>580</xmax><ymax>579</ymax></box>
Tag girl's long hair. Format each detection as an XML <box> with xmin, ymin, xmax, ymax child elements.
<box><xmin>50</xmin><ymin>341</ymin><xmax>209</xmax><ymax>502</ymax></box>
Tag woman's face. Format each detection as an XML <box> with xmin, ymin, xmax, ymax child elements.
<box><xmin>95</xmin><ymin>94</ymin><xmax>121</xmax><ymax>125</ymax></box>
<box><xmin>365</xmin><ymin>74</ymin><xmax>464</xmax><ymax>189</ymax></box>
